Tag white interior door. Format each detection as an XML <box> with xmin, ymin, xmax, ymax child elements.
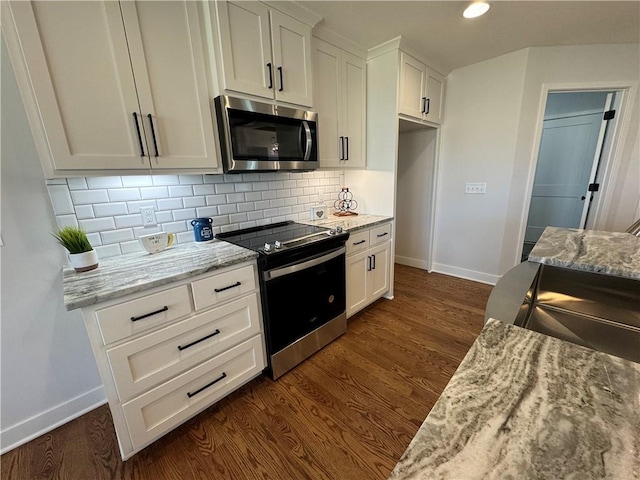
<box><xmin>525</xmin><ymin>112</ymin><xmax>606</xmax><ymax>242</ymax></box>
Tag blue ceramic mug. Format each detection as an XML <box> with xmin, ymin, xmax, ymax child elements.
<box><xmin>191</xmin><ymin>217</ymin><xmax>214</xmax><ymax>242</ymax></box>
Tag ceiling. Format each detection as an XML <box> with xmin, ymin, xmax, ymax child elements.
<box><xmin>298</xmin><ymin>1</ymin><xmax>640</xmax><ymax>73</ymax></box>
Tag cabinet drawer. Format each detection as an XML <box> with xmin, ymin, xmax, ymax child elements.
<box><xmin>191</xmin><ymin>264</ymin><xmax>256</xmax><ymax>311</ymax></box>
<box><xmin>370</xmin><ymin>223</ymin><xmax>391</xmax><ymax>246</ymax></box>
<box><xmin>96</xmin><ymin>286</ymin><xmax>192</xmax><ymax>345</ymax></box>
<box><xmin>122</xmin><ymin>335</ymin><xmax>265</xmax><ymax>450</ymax></box>
<box><xmin>346</xmin><ymin>230</ymin><xmax>370</xmax><ymax>255</ymax></box>
<box><xmin>107</xmin><ymin>293</ymin><xmax>261</xmax><ymax>401</ymax></box>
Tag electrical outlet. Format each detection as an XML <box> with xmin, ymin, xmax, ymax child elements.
<box><xmin>140</xmin><ymin>206</ymin><xmax>157</xmax><ymax>226</ymax></box>
<box><xmin>465</xmin><ymin>183</ymin><xmax>487</xmax><ymax>194</ymax></box>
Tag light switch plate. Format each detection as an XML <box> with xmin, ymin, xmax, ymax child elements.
<box><xmin>465</xmin><ymin>183</ymin><xmax>487</xmax><ymax>194</ymax></box>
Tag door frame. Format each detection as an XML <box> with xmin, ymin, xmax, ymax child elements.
<box><xmin>516</xmin><ymin>81</ymin><xmax>638</xmax><ymax>262</ymax></box>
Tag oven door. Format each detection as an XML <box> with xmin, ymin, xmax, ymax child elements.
<box><xmin>263</xmin><ymin>247</ymin><xmax>346</xmax><ymax>355</ymax></box>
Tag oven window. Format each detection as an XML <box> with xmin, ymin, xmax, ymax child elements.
<box><xmin>228</xmin><ymin>109</ymin><xmax>316</xmax><ymax>161</ymax></box>
<box><xmin>264</xmin><ymin>253</ymin><xmax>345</xmax><ymax>354</ymax></box>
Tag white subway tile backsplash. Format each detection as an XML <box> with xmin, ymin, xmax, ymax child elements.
<box><xmin>122</xmin><ymin>175</ymin><xmax>153</xmax><ymax>187</ymax></box>
<box><xmin>50</xmin><ymin>170</ymin><xmax>347</xmax><ymax>258</ymax></box>
<box><xmin>140</xmin><ymin>187</ymin><xmax>169</xmax><ymax>200</ymax></box>
<box><xmin>93</xmin><ymin>202</ymin><xmax>128</xmax><ymax>217</ymax></box>
<box><xmin>75</xmin><ymin>205</ymin><xmax>95</xmax><ymax>219</ymax></box>
<box><xmin>48</xmin><ymin>185</ymin><xmax>75</xmax><ymax>215</ymax></box>
<box><xmin>79</xmin><ymin>217</ymin><xmax>116</xmax><ymax>233</ymax></box>
<box><xmin>87</xmin><ymin>176</ymin><xmax>122</xmax><ymax>189</ymax></box>
<box><xmin>46</xmin><ymin>178</ymin><xmax>67</xmax><ymax>185</ymax></box>
<box><xmin>71</xmin><ymin>189</ymin><xmax>109</xmax><ymax>205</ymax></box>
<box><xmin>108</xmin><ymin>188</ymin><xmax>141</xmax><ymax>202</ymax></box>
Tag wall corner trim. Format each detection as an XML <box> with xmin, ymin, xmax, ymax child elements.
<box><xmin>431</xmin><ymin>263</ymin><xmax>499</xmax><ymax>286</ymax></box>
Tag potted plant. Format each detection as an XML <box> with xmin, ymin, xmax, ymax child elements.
<box><xmin>53</xmin><ymin>226</ymin><xmax>99</xmax><ymax>272</ymax></box>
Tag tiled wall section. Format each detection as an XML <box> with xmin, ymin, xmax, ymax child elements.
<box><xmin>46</xmin><ymin>171</ymin><xmax>344</xmax><ymax>259</ymax></box>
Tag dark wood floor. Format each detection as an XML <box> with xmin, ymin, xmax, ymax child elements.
<box><xmin>1</xmin><ymin>265</ymin><xmax>492</xmax><ymax>480</ymax></box>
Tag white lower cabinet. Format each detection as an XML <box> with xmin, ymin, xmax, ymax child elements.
<box><xmin>346</xmin><ymin>223</ymin><xmax>392</xmax><ymax>318</ymax></box>
<box><xmin>81</xmin><ymin>261</ymin><xmax>266</xmax><ymax>460</ymax></box>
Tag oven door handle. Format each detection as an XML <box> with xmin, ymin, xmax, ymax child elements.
<box><xmin>300</xmin><ymin>120</ymin><xmax>312</xmax><ymax>161</ymax></box>
<box><xmin>264</xmin><ymin>246</ymin><xmax>345</xmax><ymax>281</ymax></box>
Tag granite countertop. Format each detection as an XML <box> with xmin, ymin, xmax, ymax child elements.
<box><xmin>298</xmin><ymin>213</ymin><xmax>393</xmax><ymax>232</ymax></box>
<box><xmin>63</xmin><ymin>241</ymin><xmax>257</xmax><ymax>311</ymax></box>
<box><xmin>390</xmin><ymin>318</ymin><xmax>640</xmax><ymax>480</ymax></box>
<box><xmin>529</xmin><ymin>226</ymin><xmax>640</xmax><ymax>279</ymax></box>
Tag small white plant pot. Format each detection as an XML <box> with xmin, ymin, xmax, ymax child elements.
<box><xmin>69</xmin><ymin>250</ymin><xmax>99</xmax><ymax>273</ymax></box>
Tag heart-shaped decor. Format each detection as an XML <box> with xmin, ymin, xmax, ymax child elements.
<box><xmin>316</xmin><ymin>210</ymin><xmax>323</xmax><ymax>218</ymax></box>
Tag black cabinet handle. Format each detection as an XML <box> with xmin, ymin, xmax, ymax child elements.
<box><xmin>372</xmin><ymin>254</ymin><xmax>376</xmax><ymax>270</ymax></box>
<box><xmin>277</xmin><ymin>66</ymin><xmax>284</xmax><ymax>92</ymax></box>
<box><xmin>345</xmin><ymin>136</ymin><xmax>349</xmax><ymax>160</ymax></box>
<box><xmin>421</xmin><ymin>97</ymin><xmax>427</xmax><ymax>113</ymax></box>
<box><xmin>353</xmin><ymin>239</ymin><xmax>366</xmax><ymax>245</ymax></box>
<box><xmin>147</xmin><ymin>114</ymin><xmax>159</xmax><ymax>157</ymax></box>
<box><xmin>581</xmin><ymin>196</ymin><xmax>586</xmax><ymax>201</ymax></box>
<box><xmin>339</xmin><ymin>136</ymin><xmax>345</xmax><ymax>160</ymax></box>
<box><xmin>178</xmin><ymin>329</ymin><xmax>221</xmax><ymax>351</ymax></box>
<box><xmin>132</xmin><ymin>112</ymin><xmax>145</xmax><ymax>157</ymax></box>
<box><xmin>130</xmin><ymin>305</ymin><xmax>168</xmax><ymax>322</ymax></box>
<box><xmin>367</xmin><ymin>256</ymin><xmax>372</xmax><ymax>271</ymax></box>
<box><xmin>187</xmin><ymin>372</ymin><xmax>227</xmax><ymax>398</ymax></box>
<box><xmin>425</xmin><ymin>98</ymin><xmax>430</xmax><ymax>115</ymax></box>
<box><xmin>214</xmin><ymin>281</ymin><xmax>241</xmax><ymax>293</ymax></box>
<box><xmin>267</xmin><ymin>63</ymin><xmax>273</xmax><ymax>89</ymax></box>
<box><xmin>376</xmin><ymin>232</ymin><xmax>389</xmax><ymax>238</ymax></box>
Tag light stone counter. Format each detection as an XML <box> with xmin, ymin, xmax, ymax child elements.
<box><xmin>63</xmin><ymin>240</ymin><xmax>257</xmax><ymax>310</ymax></box>
<box><xmin>390</xmin><ymin>318</ymin><xmax>640</xmax><ymax>480</ymax></box>
<box><xmin>529</xmin><ymin>226</ymin><xmax>640</xmax><ymax>279</ymax></box>
<box><xmin>298</xmin><ymin>213</ymin><xmax>393</xmax><ymax>232</ymax></box>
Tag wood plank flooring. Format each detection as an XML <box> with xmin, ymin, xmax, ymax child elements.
<box><xmin>1</xmin><ymin>265</ymin><xmax>492</xmax><ymax>480</ymax></box>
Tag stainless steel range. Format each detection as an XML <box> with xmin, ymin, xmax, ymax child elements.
<box><xmin>216</xmin><ymin>221</ymin><xmax>349</xmax><ymax>379</ymax></box>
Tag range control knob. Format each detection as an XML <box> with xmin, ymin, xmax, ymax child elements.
<box><xmin>274</xmin><ymin>241</ymin><xmax>282</xmax><ymax>249</ymax></box>
<box><xmin>329</xmin><ymin>228</ymin><xmax>337</xmax><ymax>235</ymax></box>
<box><xmin>264</xmin><ymin>243</ymin><xmax>272</xmax><ymax>252</ymax></box>
<box><xmin>336</xmin><ymin>226</ymin><xmax>343</xmax><ymax>233</ymax></box>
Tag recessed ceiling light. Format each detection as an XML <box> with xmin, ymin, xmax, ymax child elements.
<box><xmin>463</xmin><ymin>2</ymin><xmax>490</xmax><ymax>19</ymax></box>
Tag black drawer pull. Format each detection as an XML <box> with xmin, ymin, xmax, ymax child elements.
<box><xmin>376</xmin><ymin>232</ymin><xmax>389</xmax><ymax>238</ymax></box>
<box><xmin>214</xmin><ymin>281</ymin><xmax>241</xmax><ymax>293</ymax></box>
<box><xmin>372</xmin><ymin>254</ymin><xmax>376</xmax><ymax>270</ymax></box>
<box><xmin>177</xmin><ymin>329</ymin><xmax>221</xmax><ymax>351</ymax></box>
<box><xmin>147</xmin><ymin>113</ymin><xmax>159</xmax><ymax>157</ymax></box>
<box><xmin>367</xmin><ymin>256</ymin><xmax>372</xmax><ymax>271</ymax></box>
<box><xmin>267</xmin><ymin>63</ymin><xmax>273</xmax><ymax>89</ymax></box>
<box><xmin>132</xmin><ymin>112</ymin><xmax>145</xmax><ymax>157</ymax></box>
<box><xmin>187</xmin><ymin>372</ymin><xmax>227</xmax><ymax>398</ymax></box>
<box><xmin>130</xmin><ymin>306</ymin><xmax>168</xmax><ymax>322</ymax></box>
<box><xmin>277</xmin><ymin>66</ymin><xmax>284</xmax><ymax>92</ymax></box>
<box><xmin>353</xmin><ymin>239</ymin><xmax>366</xmax><ymax>245</ymax></box>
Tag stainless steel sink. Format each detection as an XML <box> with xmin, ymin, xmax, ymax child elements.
<box><xmin>487</xmin><ymin>262</ymin><xmax>640</xmax><ymax>363</ymax></box>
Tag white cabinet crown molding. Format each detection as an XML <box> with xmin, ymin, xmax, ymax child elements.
<box><xmin>262</xmin><ymin>0</ymin><xmax>322</xmax><ymax>27</ymax></box>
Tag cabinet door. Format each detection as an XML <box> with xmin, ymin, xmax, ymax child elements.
<box><xmin>121</xmin><ymin>1</ymin><xmax>219</xmax><ymax>170</ymax></box>
<box><xmin>216</xmin><ymin>1</ymin><xmax>273</xmax><ymax>99</ymax></box>
<box><xmin>424</xmin><ymin>70</ymin><xmax>444</xmax><ymax>124</ymax></box>
<box><xmin>313</xmin><ymin>38</ymin><xmax>341</xmax><ymax>167</ymax></box>
<box><xmin>399</xmin><ymin>52</ymin><xmax>426</xmax><ymax>120</ymax></box>
<box><xmin>7</xmin><ymin>1</ymin><xmax>149</xmax><ymax>171</ymax></box>
<box><xmin>341</xmin><ymin>51</ymin><xmax>366</xmax><ymax>168</ymax></box>
<box><xmin>270</xmin><ymin>10</ymin><xmax>313</xmax><ymax>107</ymax></box>
<box><xmin>346</xmin><ymin>250</ymin><xmax>369</xmax><ymax>318</ymax></box>
<box><xmin>369</xmin><ymin>242</ymin><xmax>390</xmax><ymax>301</ymax></box>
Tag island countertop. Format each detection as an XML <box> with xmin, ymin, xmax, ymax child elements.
<box><xmin>528</xmin><ymin>226</ymin><xmax>640</xmax><ymax>279</ymax></box>
<box><xmin>389</xmin><ymin>318</ymin><xmax>640</xmax><ymax>480</ymax></box>
<box><xmin>63</xmin><ymin>240</ymin><xmax>257</xmax><ymax>311</ymax></box>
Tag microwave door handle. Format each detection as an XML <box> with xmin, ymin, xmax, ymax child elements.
<box><xmin>301</xmin><ymin>121</ymin><xmax>312</xmax><ymax>161</ymax></box>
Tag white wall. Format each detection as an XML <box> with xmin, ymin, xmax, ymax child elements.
<box><xmin>1</xmin><ymin>40</ymin><xmax>105</xmax><ymax>452</ymax></box>
<box><xmin>433</xmin><ymin>49</ymin><xmax>529</xmax><ymax>284</ymax></box>
<box><xmin>395</xmin><ymin>127</ymin><xmax>437</xmax><ymax>269</ymax></box>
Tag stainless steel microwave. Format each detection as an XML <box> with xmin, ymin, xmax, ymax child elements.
<box><xmin>214</xmin><ymin>95</ymin><xmax>318</xmax><ymax>173</ymax></box>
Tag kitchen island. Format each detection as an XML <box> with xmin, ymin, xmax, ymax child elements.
<box><xmin>389</xmin><ymin>318</ymin><xmax>640</xmax><ymax>479</ymax></box>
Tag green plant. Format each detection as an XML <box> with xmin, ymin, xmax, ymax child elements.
<box><xmin>52</xmin><ymin>226</ymin><xmax>93</xmax><ymax>254</ymax></box>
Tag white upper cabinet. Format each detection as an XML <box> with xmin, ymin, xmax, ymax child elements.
<box><xmin>399</xmin><ymin>52</ymin><xmax>444</xmax><ymax>124</ymax></box>
<box><xmin>313</xmin><ymin>38</ymin><xmax>365</xmax><ymax>168</ymax></box>
<box><xmin>4</xmin><ymin>0</ymin><xmax>219</xmax><ymax>176</ymax></box>
<box><xmin>215</xmin><ymin>1</ymin><xmax>313</xmax><ymax>107</ymax></box>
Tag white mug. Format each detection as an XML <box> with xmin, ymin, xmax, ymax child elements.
<box><xmin>139</xmin><ymin>232</ymin><xmax>174</xmax><ymax>254</ymax></box>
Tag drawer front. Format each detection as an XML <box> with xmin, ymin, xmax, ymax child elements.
<box><xmin>96</xmin><ymin>285</ymin><xmax>192</xmax><ymax>345</ymax></box>
<box><xmin>122</xmin><ymin>335</ymin><xmax>265</xmax><ymax>450</ymax></box>
<box><xmin>107</xmin><ymin>293</ymin><xmax>261</xmax><ymax>401</ymax></box>
<box><xmin>191</xmin><ymin>264</ymin><xmax>256</xmax><ymax>311</ymax></box>
<box><xmin>346</xmin><ymin>230</ymin><xmax>370</xmax><ymax>255</ymax></box>
<box><xmin>370</xmin><ymin>223</ymin><xmax>392</xmax><ymax>246</ymax></box>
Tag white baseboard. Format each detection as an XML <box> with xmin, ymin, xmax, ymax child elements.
<box><xmin>431</xmin><ymin>263</ymin><xmax>500</xmax><ymax>285</ymax></box>
<box><xmin>395</xmin><ymin>255</ymin><xmax>429</xmax><ymax>270</ymax></box>
<box><xmin>0</xmin><ymin>386</ymin><xmax>106</xmax><ymax>454</ymax></box>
